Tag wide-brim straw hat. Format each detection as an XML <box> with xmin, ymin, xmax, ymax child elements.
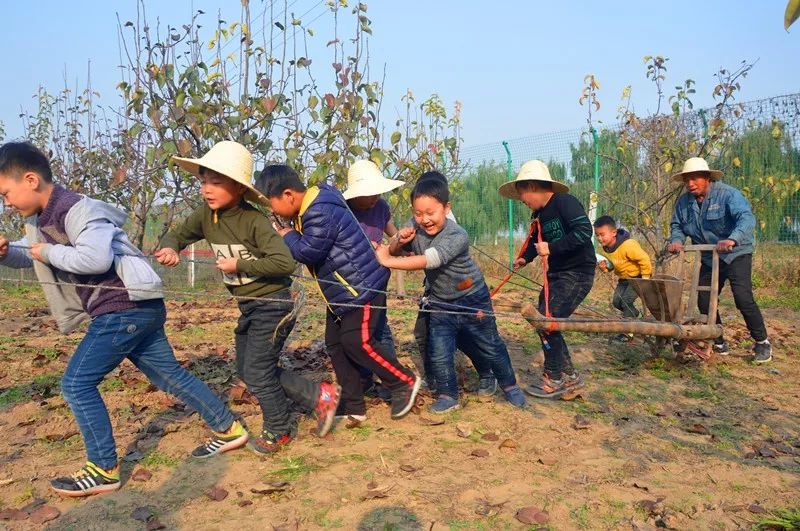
<box><xmin>172</xmin><ymin>141</ymin><xmax>268</xmax><ymax>206</ymax></box>
<box><xmin>671</xmin><ymin>157</ymin><xmax>723</xmax><ymax>182</ymax></box>
<box><xmin>342</xmin><ymin>160</ymin><xmax>404</xmax><ymax>200</ymax></box>
<box><xmin>498</xmin><ymin>159</ymin><xmax>569</xmax><ymax>200</ymax></box>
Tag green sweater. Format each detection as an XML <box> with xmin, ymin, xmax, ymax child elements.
<box><xmin>160</xmin><ymin>201</ymin><xmax>296</xmax><ymax>298</ymax></box>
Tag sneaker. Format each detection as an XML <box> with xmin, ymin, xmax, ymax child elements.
<box><xmin>502</xmin><ymin>385</ymin><xmax>527</xmax><ymax>408</ymax></box>
<box><xmin>390</xmin><ymin>377</ymin><xmax>422</xmax><ymax>419</ymax></box>
<box><xmin>429</xmin><ymin>395</ymin><xmax>460</xmax><ymax>414</ymax></box>
<box><xmin>191</xmin><ymin>420</ymin><xmax>249</xmax><ymax>459</ymax></box>
<box><xmin>477</xmin><ymin>376</ymin><xmax>498</xmax><ymax>397</ymax></box>
<box><xmin>50</xmin><ymin>462</ymin><xmax>120</xmax><ymax>497</ymax></box>
<box><xmin>248</xmin><ymin>429</ymin><xmax>293</xmax><ymax>455</ymax></box>
<box><xmin>563</xmin><ymin>371</ymin><xmax>585</xmax><ymax>390</ymax></box>
<box><xmin>524</xmin><ymin>373</ymin><xmax>572</xmax><ymax>399</ymax></box>
<box><xmin>314</xmin><ymin>382</ymin><xmax>341</xmax><ymax>437</ymax></box>
<box><xmin>753</xmin><ymin>340</ymin><xmax>772</xmax><ymax>364</ymax></box>
<box><xmin>611</xmin><ymin>333</ymin><xmax>634</xmax><ymax>344</ymax></box>
<box><xmin>334</xmin><ymin>413</ymin><xmax>367</xmax><ymax>423</ymax></box>
<box><xmin>713</xmin><ymin>340</ymin><xmax>730</xmax><ymax>356</ymax></box>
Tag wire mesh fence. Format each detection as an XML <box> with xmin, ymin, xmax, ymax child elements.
<box><xmin>455</xmin><ymin>92</ymin><xmax>800</xmax><ymax>247</ymax></box>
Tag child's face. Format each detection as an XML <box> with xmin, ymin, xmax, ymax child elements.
<box><xmin>412</xmin><ymin>195</ymin><xmax>451</xmax><ymax>236</ymax></box>
<box><xmin>268</xmin><ymin>190</ymin><xmax>302</xmax><ymax>219</ymax></box>
<box><xmin>0</xmin><ymin>171</ymin><xmax>46</xmax><ymax>217</ymax></box>
<box><xmin>348</xmin><ymin>195</ymin><xmax>380</xmax><ymax>211</ymax></box>
<box><xmin>594</xmin><ymin>225</ymin><xmax>617</xmax><ymax>247</ymax></box>
<box><xmin>516</xmin><ymin>183</ymin><xmax>553</xmax><ymax>211</ymax></box>
<box><xmin>199</xmin><ymin>169</ymin><xmax>245</xmax><ymax>210</ymax></box>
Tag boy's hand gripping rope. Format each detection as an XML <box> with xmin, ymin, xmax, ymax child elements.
<box><xmin>490</xmin><ymin>219</ymin><xmax>553</xmax><ymax>323</ymax></box>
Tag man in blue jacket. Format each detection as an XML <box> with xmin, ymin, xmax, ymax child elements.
<box><xmin>257</xmin><ymin>165</ymin><xmax>421</xmax><ymax>422</ymax></box>
<box><xmin>667</xmin><ymin>157</ymin><xmax>771</xmax><ymax>363</ymax></box>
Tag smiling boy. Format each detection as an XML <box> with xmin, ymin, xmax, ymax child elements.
<box><xmin>376</xmin><ymin>172</ymin><xmax>526</xmax><ymax>413</ymax></box>
<box><xmin>156</xmin><ymin>141</ymin><xmax>341</xmax><ymax>454</ymax></box>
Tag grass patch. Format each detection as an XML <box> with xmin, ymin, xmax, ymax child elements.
<box><xmin>140</xmin><ymin>450</ymin><xmax>179</xmax><ymax>469</ymax></box>
<box><xmin>0</xmin><ymin>373</ymin><xmax>61</xmax><ymax>407</ymax></box>
<box><xmin>99</xmin><ymin>378</ymin><xmax>125</xmax><ymax>393</ymax></box>
<box><xmin>270</xmin><ymin>455</ymin><xmax>319</xmax><ymax>481</ymax></box>
<box><xmin>755</xmin><ymin>507</ymin><xmax>800</xmax><ymax>530</ymax></box>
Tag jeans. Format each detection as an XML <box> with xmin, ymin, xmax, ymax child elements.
<box><xmin>537</xmin><ymin>271</ymin><xmax>595</xmax><ymax>379</ymax></box>
<box><xmin>326</xmin><ymin>293</ymin><xmax>417</xmax><ymax>415</ymax></box>
<box><xmin>61</xmin><ymin>300</ymin><xmax>235</xmax><ymax>470</ymax></box>
<box><xmin>698</xmin><ymin>253</ymin><xmax>767</xmax><ymax>342</ymax></box>
<box><xmin>613</xmin><ymin>278</ymin><xmax>641</xmax><ymax>319</ymax></box>
<box><xmin>427</xmin><ymin>285</ymin><xmax>516</xmax><ymax>399</ymax></box>
<box><xmin>236</xmin><ymin>291</ymin><xmax>320</xmax><ymax>436</ymax></box>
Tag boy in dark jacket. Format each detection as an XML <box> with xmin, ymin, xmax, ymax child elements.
<box><xmin>257</xmin><ymin>165</ymin><xmax>421</xmax><ymax>422</ymax></box>
<box><xmin>156</xmin><ymin>142</ymin><xmax>341</xmax><ymax>454</ymax></box>
<box><xmin>499</xmin><ymin>160</ymin><xmax>595</xmax><ymax>399</ymax></box>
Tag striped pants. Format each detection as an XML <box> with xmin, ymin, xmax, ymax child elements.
<box><xmin>325</xmin><ymin>293</ymin><xmax>416</xmax><ymax>415</ymax></box>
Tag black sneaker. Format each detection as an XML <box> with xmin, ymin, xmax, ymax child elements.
<box><xmin>390</xmin><ymin>377</ymin><xmax>422</xmax><ymax>419</ymax></box>
<box><xmin>713</xmin><ymin>341</ymin><xmax>730</xmax><ymax>356</ymax></box>
<box><xmin>50</xmin><ymin>462</ymin><xmax>120</xmax><ymax>497</ymax></box>
<box><xmin>248</xmin><ymin>429</ymin><xmax>294</xmax><ymax>455</ymax></box>
<box><xmin>477</xmin><ymin>376</ymin><xmax>498</xmax><ymax>397</ymax></box>
<box><xmin>753</xmin><ymin>341</ymin><xmax>772</xmax><ymax>364</ymax></box>
<box><xmin>525</xmin><ymin>373</ymin><xmax>573</xmax><ymax>399</ymax></box>
<box><xmin>191</xmin><ymin>420</ymin><xmax>249</xmax><ymax>458</ymax></box>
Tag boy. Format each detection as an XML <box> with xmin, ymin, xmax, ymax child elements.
<box><xmin>257</xmin><ymin>164</ymin><xmax>420</xmax><ymax>422</ymax></box>
<box><xmin>342</xmin><ymin>159</ymin><xmax>403</xmax><ymax>399</ymax></box>
<box><xmin>376</xmin><ymin>173</ymin><xmax>526</xmax><ymax>413</ymax></box>
<box><xmin>594</xmin><ymin>215</ymin><xmax>652</xmax><ymax>343</ymax></box>
<box><xmin>500</xmin><ymin>160</ymin><xmax>595</xmax><ymax>399</ymax></box>
<box><xmin>155</xmin><ymin>141</ymin><xmax>340</xmax><ymax>454</ymax></box>
<box><xmin>0</xmin><ymin>141</ymin><xmax>248</xmax><ymax>497</ymax></box>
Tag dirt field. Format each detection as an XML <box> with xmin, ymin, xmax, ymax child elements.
<box><xmin>0</xmin><ymin>260</ymin><xmax>799</xmax><ymax>530</ymax></box>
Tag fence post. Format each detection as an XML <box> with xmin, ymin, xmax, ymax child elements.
<box><xmin>589</xmin><ymin>127</ymin><xmax>601</xmax><ymax>245</ymax></box>
<box><xmin>188</xmin><ymin>243</ymin><xmax>195</xmax><ymax>289</ymax></box>
<box><xmin>502</xmin><ymin>141</ymin><xmax>514</xmax><ymax>269</ymax></box>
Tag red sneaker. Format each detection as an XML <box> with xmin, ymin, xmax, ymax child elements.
<box><xmin>314</xmin><ymin>382</ymin><xmax>341</xmax><ymax>437</ymax></box>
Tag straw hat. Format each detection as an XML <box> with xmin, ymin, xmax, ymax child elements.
<box><xmin>671</xmin><ymin>157</ymin><xmax>723</xmax><ymax>183</ymax></box>
<box><xmin>172</xmin><ymin>141</ymin><xmax>268</xmax><ymax>206</ymax></box>
<box><xmin>342</xmin><ymin>160</ymin><xmax>404</xmax><ymax>200</ymax></box>
<box><xmin>498</xmin><ymin>159</ymin><xmax>569</xmax><ymax>200</ymax></box>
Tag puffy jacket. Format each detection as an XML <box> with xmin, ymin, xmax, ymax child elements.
<box><xmin>599</xmin><ymin>228</ymin><xmax>652</xmax><ymax>279</ymax></box>
<box><xmin>669</xmin><ymin>181</ymin><xmax>756</xmax><ymax>266</ymax></box>
<box><xmin>283</xmin><ymin>184</ymin><xmax>389</xmax><ymax>315</ymax></box>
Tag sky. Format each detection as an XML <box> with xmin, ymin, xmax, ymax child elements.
<box><xmin>1</xmin><ymin>1</ymin><xmax>798</xmax><ymax>148</ymax></box>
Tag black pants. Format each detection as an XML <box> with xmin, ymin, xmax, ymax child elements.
<box><xmin>326</xmin><ymin>293</ymin><xmax>416</xmax><ymax>415</ymax></box>
<box><xmin>613</xmin><ymin>279</ymin><xmax>640</xmax><ymax>319</ymax></box>
<box><xmin>538</xmin><ymin>270</ymin><xmax>595</xmax><ymax>379</ymax></box>
<box><xmin>236</xmin><ymin>291</ymin><xmax>320</xmax><ymax>436</ymax></box>
<box><xmin>698</xmin><ymin>254</ymin><xmax>767</xmax><ymax>342</ymax></box>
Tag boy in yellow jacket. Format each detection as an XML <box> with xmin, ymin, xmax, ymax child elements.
<box><xmin>594</xmin><ymin>216</ymin><xmax>652</xmax><ymax>343</ymax></box>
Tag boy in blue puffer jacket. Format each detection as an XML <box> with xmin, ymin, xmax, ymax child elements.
<box><xmin>256</xmin><ymin>165</ymin><xmax>421</xmax><ymax>422</ymax></box>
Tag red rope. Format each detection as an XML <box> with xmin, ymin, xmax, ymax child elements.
<box><xmin>490</xmin><ymin>219</ymin><xmax>553</xmax><ymax>321</ymax></box>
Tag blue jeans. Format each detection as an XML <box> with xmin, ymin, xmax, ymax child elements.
<box><xmin>426</xmin><ymin>285</ymin><xmax>517</xmax><ymax>399</ymax></box>
<box><xmin>537</xmin><ymin>271</ymin><xmax>595</xmax><ymax>379</ymax></box>
<box><xmin>61</xmin><ymin>300</ymin><xmax>235</xmax><ymax>469</ymax></box>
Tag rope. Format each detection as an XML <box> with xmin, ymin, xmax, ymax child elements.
<box><xmin>0</xmin><ymin>276</ymin><xmax>528</xmax><ymax>321</ymax></box>
<box><xmin>488</xmin><ymin>220</ymin><xmax>537</xmax><ymax>298</ymax></box>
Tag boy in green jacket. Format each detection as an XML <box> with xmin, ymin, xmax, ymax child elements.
<box><xmin>156</xmin><ymin>141</ymin><xmax>341</xmax><ymax>454</ymax></box>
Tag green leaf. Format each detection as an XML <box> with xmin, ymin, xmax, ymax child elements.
<box><xmin>175</xmin><ymin>92</ymin><xmax>186</xmax><ymax>108</ymax></box>
<box><xmin>390</xmin><ymin>131</ymin><xmax>401</xmax><ymax>145</ymax></box>
<box><xmin>786</xmin><ymin>0</ymin><xmax>800</xmax><ymax>29</ymax></box>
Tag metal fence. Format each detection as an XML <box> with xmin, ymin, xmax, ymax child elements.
<box><xmin>455</xmin><ymin>92</ymin><xmax>800</xmax><ymax>253</ymax></box>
